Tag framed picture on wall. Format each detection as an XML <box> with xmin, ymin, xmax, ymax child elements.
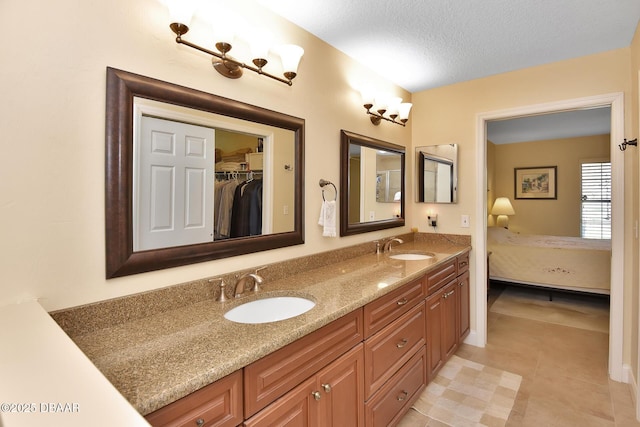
<box><xmin>514</xmin><ymin>166</ymin><xmax>557</xmax><ymax>199</ymax></box>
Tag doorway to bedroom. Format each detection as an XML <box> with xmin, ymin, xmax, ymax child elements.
<box><xmin>474</xmin><ymin>93</ymin><xmax>625</xmax><ymax>382</ymax></box>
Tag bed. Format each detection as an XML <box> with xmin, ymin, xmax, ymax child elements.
<box><xmin>487</xmin><ymin>227</ymin><xmax>611</xmax><ymax>295</ymax></box>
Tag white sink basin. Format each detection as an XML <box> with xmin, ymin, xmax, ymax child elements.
<box><xmin>389</xmin><ymin>253</ymin><xmax>435</xmax><ymax>261</ymax></box>
<box><xmin>224</xmin><ymin>296</ymin><xmax>315</xmax><ymax>324</ymax></box>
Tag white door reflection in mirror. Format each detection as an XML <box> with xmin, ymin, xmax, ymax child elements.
<box><xmin>133</xmin><ymin>97</ymin><xmax>294</xmax><ymax>252</ymax></box>
<box><xmin>136</xmin><ymin>117</ymin><xmax>214</xmax><ymax>251</ymax></box>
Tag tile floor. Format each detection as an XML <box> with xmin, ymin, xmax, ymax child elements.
<box><xmin>399</xmin><ymin>283</ymin><xmax>640</xmax><ymax>426</ymax></box>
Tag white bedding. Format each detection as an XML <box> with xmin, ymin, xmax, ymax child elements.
<box><xmin>488</xmin><ymin>227</ymin><xmax>611</xmax><ymax>294</ymax></box>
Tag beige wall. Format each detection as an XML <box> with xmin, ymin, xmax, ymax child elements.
<box><xmin>0</xmin><ymin>0</ymin><xmax>412</xmax><ymax>311</ymax></box>
<box><xmin>490</xmin><ymin>134</ymin><xmax>610</xmax><ymax>236</ymax></box>
<box><xmin>410</xmin><ymin>46</ymin><xmax>634</xmax><ymax>373</ymax></box>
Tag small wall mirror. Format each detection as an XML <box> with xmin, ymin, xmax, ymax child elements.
<box><xmin>415</xmin><ymin>144</ymin><xmax>458</xmax><ymax>203</ymax></box>
<box><xmin>105</xmin><ymin>68</ymin><xmax>304</xmax><ymax>278</ymax></box>
<box><xmin>340</xmin><ymin>130</ymin><xmax>405</xmax><ymax>236</ymax></box>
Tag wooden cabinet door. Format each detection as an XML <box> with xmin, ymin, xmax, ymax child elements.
<box><xmin>246</xmin><ymin>345</ymin><xmax>364</xmax><ymax>427</ymax></box>
<box><xmin>244</xmin><ymin>310</ymin><xmax>363</xmax><ymax>417</ymax></box>
<box><xmin>442</xmin><ymin>280</ymin><xmax>458</xmax><ymax>361</ymax></box>
<box><xmin>426</xmin><ymin>279</ymin><xmax>458</xmax><ymax>381</ymax></box>
<box><xmin>316</xmin><ymin>344</ymin><xmax>364</xmax><ymax>427</ymax></box>
<box><xmin>458</xmin><ymin>270</ymin><xmax>470</xmax><ymax>341</ymax></box>
<box><xmin>426</xmin><ymin>288</ymin><xmax>444</xmax><ymax>381</ymax></box>
<box><xmin>243</xmin><ymin>377</ymin><xmax>317</xmax><ymax>427</ymax></box>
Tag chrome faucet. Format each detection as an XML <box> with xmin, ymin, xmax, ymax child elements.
<box><xmin>383</xmin><ymin>237</ymin><xmax>404</xmax><ymax>252</ymax></box>
<box><xmin>234</xmin><ymin>273</ymin><xmax>264</xmax><ymax>298</ymax></box>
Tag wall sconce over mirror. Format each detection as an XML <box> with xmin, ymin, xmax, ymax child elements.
<box><xmin>165</xmin><ymin>0</ymin><xmax>304</xmax><ymax>86</ymax></box>
<box><xmin>360</xmin><ymin>90</ymin><xmax>412</xmax><ymax>126</ymax></box>
<box><xmin>415</xmin><ymin>144</ymin><xmax>458</xmax><ymax>203</ymax></box>
<box><xmin>340</xmin><ymin>130</ymin><xmax>405</xmax><ymax>236</ymax></box>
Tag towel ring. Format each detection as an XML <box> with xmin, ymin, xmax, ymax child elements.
<box><xmin>319</xmin><ymin>179</ymin><xmax>337</xmax><ymax>201</ymax></box>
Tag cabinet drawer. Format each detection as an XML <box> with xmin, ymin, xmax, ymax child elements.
<box><xmin>363</xmin><ymin>277</ymin><xmax>424</xmax><ymax>338</ymax></box>
<box><xmin>364</xmin><ymin>302</ymin><xmax>425</xmax><ymax>399</ymax></box>
<box><xmin>457</xmin><ymin>251</ymin><xmax>470</xmax><ymax>275</ymax></box>
<box><xmin>244</xmin><ymin>309</ymin><xmax>363</xmax><ymax>418</ymax></box>
<box><xmin>145</xmin><ymin>370</ymin><xmax>242</xmax><ymax>427</ymax></box>
<box><xmin>426</xmin><ymin>259</ymin><xmax>457</xmax><ymax>295</ymax></box>
<box><xmin>365</xmin><ymin>346</ymin><xmax>427</xmax><ymax>427</ymax></box>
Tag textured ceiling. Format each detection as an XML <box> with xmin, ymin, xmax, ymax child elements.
<box><xmin>258</xmin><ymin>0</ymin><xmax>640</xmax><ymax>93</ymax></box>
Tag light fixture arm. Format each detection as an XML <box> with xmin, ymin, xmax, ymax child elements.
<box><xmin>364</xmin><ymin>105</ymin><xmax>407</xmax><ymax>127</ymax></box>
<box><xmin>170</xmin><ymin>23</ymin><xmax>295</xmax><ymax>86</ymax></box>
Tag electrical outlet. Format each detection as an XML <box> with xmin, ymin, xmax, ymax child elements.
<box><xmin>369</xmin><ymin>211</ymin><xmax>375</xmax><ymax>221</ymax></box>
<box><xmin>461</xmin><ymin>215</ymin><xmax>470</xmax><ymax>228</ymax></box>
<box><xmin>427</xmin><ymin>214</ymin><xmax>437</xmax><ymax>227</ymax></box>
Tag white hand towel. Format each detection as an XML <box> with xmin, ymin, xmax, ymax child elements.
<box><xmin>318</xmin><ymin>201</ymin><xmax>326</xmax><ymax>226</ymax></box>
<box><xmin>321</xmin><ymin>200</ymin><xmax>337</xmax><ymax>237</ymax></box>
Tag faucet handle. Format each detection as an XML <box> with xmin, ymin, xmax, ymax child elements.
<box><xmin>209</xmin><ymin>278</ymin><xmax>229</xmax><ymax>302</ymax></box>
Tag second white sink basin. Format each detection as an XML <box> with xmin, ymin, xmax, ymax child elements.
<box><xmin>224</xmin><ymin>296</ymin><xmax>315</xmax><ymax>324</ymax></box>
<box><xmin>389</xmin><ymin>253</ymin><xmax>435</xmax><ymax>261</ymax></box>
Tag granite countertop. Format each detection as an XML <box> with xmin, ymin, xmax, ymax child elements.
<box><xmin>68</xmin><ymin>240</ymin><xmax>470</xmax><ymax>415</ymax></box>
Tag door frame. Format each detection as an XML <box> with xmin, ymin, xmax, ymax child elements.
<box><xmin>473</xmin><ymin>92</ymin><xmax>625</xmax><ymax>382</ymax></box>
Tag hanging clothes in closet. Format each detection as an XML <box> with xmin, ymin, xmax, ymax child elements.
<box><xmin>230</xmin><ymin>178</ymin><xmax>263</xmax><ymax>238</ymax></box>
<box><xmin>214</xmin><ymin>177</ymin><xmax>239</xmax><ymax>240</ymax></box>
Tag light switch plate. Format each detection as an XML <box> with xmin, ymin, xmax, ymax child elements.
<box><xmin>461</xmin><ymin>215</ymin><xmax>470</xmax><ymax>228</ymax></box>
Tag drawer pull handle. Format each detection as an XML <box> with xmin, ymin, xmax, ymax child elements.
<box><xmin>459</xmin><ymin>261</ymin><xmax>468</xmax><ymax>267</ymax></box>
<box><xmin>312</xmin><ymin>391</ymin><xmax>322</xmax><ymax>401</ymax></box>
<box><xmin>322</xmin><ymin>383</ymin><xmax>332</xmax><ymax>393</ymax></box>
<box><xmin>196</xmin><ymin>419</ymin><xmax>205</xmax><ymax>427</ymax></box>
<box><xmin>396</xmin><ymin>298</ymin><xmax>408</xmax><ymax>306</ymax></box>
<box><xmin>396</xmin><ymin>338</ymin><xmax>408</xmax><ymax>348</ymax></box>
<box><xmin>397</xmin><ymin>390</ymin><xmax>408</xmax><ymax>401</ymax></box>
<box><xmin>443</xmin><ymin>290</ymin><xmax>455</xmax><ymax>299</ymax></box>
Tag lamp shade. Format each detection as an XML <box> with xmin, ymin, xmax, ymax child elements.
<box><xmin>491</xmin><ymin>197</ymin><xmax>515</xmax><ymax>216</ymax></box>
<box><xmin>398</xmin><ymin>103</ymin><xmax>412</xmax><ymax>120</ymax></box>
<box><xmin>166</xmin><ymin>0</ymin><xmax>199</xmax><ymax>25</ymax></box>
<box><xmin>276</xmin><ymin>44</ymin><xmax>304</xmax><ymax>74</ymax></box>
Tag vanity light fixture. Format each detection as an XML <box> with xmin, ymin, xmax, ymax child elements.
<box><xmin>361</xmin><ymin>91</ymin><xmax>412</xmax><ymax>126</ymax></box>
<box><xmin>166</xmin><ymin>3</ymin><xmax>303</xmax><ymax>86</ymax></box>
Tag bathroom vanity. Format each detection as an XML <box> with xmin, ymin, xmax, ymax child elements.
<box><xmin>52</xmin><ymin>234</ymin><xmax>470</xmax><ymax>427</ymax></box>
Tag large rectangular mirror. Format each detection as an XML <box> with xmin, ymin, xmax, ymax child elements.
<box><xmin>340</xmin><ymin>130</ymin><xmax>405</xmax><ymax>236</ymax></box>
<box><xmin>415</xmin><ymin>144</ymin><xmax>458</xmax><ymax>203</ymax></box>
<box><xmin>106</xmin><ymin>68</ymin><xmax>304</xmax><ymax>278</ymax></box>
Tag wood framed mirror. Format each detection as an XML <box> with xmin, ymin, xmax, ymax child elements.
<box><xmin>415</xmin><ymin>144</ymin><xmax>458</xmax><ymax>203</ymax></box>
<box><xmin>339</xmin><ymin>130</ymin><xmax>405</xmax><ymax>236</ymax></box>
<box><xmin>105</xmin><ymin>68</ymin><xmax>305</xmax><ymax>278</ymax></box>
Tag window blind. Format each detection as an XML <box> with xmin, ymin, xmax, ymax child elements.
<box><xmin>581</xmin><ymin>162</ymin><xmax>611</xmax><ymax>239</ymax></box>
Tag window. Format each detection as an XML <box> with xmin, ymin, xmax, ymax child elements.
<box><xmin>581</xmin><ymin>161</ymin><xmax>611</xmax><ymax>239</ymax></box>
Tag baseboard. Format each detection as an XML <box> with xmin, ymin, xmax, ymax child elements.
<box><xmin>624</xmin><ymin>364</ymin><xmax>640</xmax><ymax>420</ymax></box>
<box><xmin>463</xmin><ymin>330</ymin><xmax>482</xmax><ymax>347</ymax></box>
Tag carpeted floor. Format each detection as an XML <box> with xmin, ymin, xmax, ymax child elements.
<box><xmin>489</xmin><ymin>285</ymin><xmax>609</xmax><ymax>333</ymax></box>
<box><xmin>400</xmin><ymin>355</ymin><xmax>522</xmax><ymax>427</ymax></box>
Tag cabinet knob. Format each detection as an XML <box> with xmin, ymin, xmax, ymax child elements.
<box><xmin>396</xmin><ymin>338</ymin><xmax>408</xmax><ymax>349</ymax></box>
<box><xmin>312</xmin><ymin>391</ymin><xmax>322</xmax><ymax>401</ymax></box>
<box><xmin>322</xmin><ymin>383</ymin><xmax>332</xmax><ymax>393</ymax></box>
<box><xmin>396</xmin><ymin>298</ymin><xmax>408</xmax><ymax>306</ymax></box>
<box><xmin>396</xmin><ymin>390</ymin><xmax>408</xmax><ymax>401</ymax></box>
<box><xmin>195</xmin><ymin>418</ymin><xmax>205</xmax><ymax>427</ymax></box>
